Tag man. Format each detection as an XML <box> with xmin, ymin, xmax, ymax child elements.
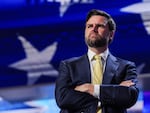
<box><xmin>55</xmin><ymin>9</ymin><xmax>139</xmax><ymax>113</ymax></box>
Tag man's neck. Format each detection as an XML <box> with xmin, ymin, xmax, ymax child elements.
<box><xmin>89</xmin><ymin>46</ymin><xmax>108</xmax><ymax>54</ymax></box>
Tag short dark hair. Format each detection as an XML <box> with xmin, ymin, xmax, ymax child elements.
<box><xmin>86</xmin><ymin>9</ymin><xmax>116</xmax><ymax>31</ymax></box>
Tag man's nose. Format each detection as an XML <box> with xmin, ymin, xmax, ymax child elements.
<box><xmin>93</xmin><ymin>25</ymin><xmax>98</xmax><ymax>33</ymax></box>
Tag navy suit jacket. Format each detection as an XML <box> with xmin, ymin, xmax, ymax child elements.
<box><xmin>55</xmin><ymin>54</ymin><xmax>139</xmax><ymax>113</ymax></box>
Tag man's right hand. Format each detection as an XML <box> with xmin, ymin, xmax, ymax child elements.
<box><xmin>120</xmin><ymin>80</ymin><xmax>135</xmax><ymax>87</ymax></box>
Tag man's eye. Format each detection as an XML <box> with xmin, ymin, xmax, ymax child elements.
<box><xmin>87</xmin><ymin>25</ymin><xmax>93</xmax><ymax>28</ymax></box>
<box><xmin>97</xmin><ymin>24</ymin><xmax>105</xmax><ymax>28</ymax></box>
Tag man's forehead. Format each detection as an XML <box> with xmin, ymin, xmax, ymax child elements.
<box><xmin>87</xmin><ymin>15</ymin><xmax>108</xmax><ymax>23</ymax></box>
<box><xmin>87</xmin><ymin>15</ymin><xmax>108</xmax><ymax>22</ymax></box>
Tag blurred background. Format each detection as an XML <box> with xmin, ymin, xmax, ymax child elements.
<box><xmin>0</xmin><ymin>0</ymin><xmax>150</xmax><ymax>113</ymax></box>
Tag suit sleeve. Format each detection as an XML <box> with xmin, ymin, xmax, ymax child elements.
<box><xmin>100</xmin><ymin>62</ymin><xmax>139</xmax><ymax>108</ymax></box>
<box><xmin>55</xmin><ymin>61</ymin><xmax>97</xmax><ymax>111</ymax></box>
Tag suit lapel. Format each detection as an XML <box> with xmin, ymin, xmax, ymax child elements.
<box><xmin>103</xmin><ymin>54</ymin><xmax>119</xmax><ymax>84</ymax></box>
<box><xmin>78</xmin><ymin>55</ymin><xmax>91</xmax><ymax>83</ymax></box>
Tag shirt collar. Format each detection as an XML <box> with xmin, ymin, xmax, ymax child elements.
<box><xmin>87</xmin><ymin>48</ymin><xmax>109</xmax><ymax>61</ymax></box>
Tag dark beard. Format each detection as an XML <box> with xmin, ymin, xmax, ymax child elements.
<box><xmin>85</xmin><ymin>37</ymin><xmax>107</xmax><ymax>48</ymax></box>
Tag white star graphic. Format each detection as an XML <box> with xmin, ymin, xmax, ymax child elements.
<box><xmin>9</xmin><ymin>35</ymin><xmax>58</xmax><ymax>85</ymax></box>
<box><xmin>47</xmin><ymin>0</ymin><xmax>94</xmax><ymax>17</ymax></box>
<box><xmin>120</xmin><ymin>0</ymin><xmax>150</xmax><ymax>35</ymax></box>
<box><xmin>120</xmin><ymin>0</ymin><xmax>150</xmax><ymax>74</ymax></box>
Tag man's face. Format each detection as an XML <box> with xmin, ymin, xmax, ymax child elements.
<box><xmin>85</xmin><ymin>15</ymin><xmax>112</xmax><ymax>48</ymax></box>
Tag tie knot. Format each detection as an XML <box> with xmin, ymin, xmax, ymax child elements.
<box><xmin>93</xmin><ymin>55</ymin><xmax>100</xmax><ymax>61</ymax></box>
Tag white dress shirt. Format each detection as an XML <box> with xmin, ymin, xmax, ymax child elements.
<box><xmin>87</xmin><ymin>49</ymin><xmax>109</xmax><ymax>99</ymax></box>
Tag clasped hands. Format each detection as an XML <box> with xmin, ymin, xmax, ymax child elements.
<box><xmin>74</xmin><ymin>80</ymin><xmax>135</xmax><ymax>96</ymax></box>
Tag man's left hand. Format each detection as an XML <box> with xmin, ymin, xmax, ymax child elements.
<box><xmin>74</xmin><ymin>83</ymin><xmax>94</xmax><ymax>96</ymax></box>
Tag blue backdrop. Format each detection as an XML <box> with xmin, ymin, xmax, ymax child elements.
<box><xmin>0</xmin><ymin>0</ymin><xmax>149</xmax><ymax>112</ymax></box>
<box><xmin>0</xmin><ymin>0</ymin><xmax>150</xmax><ymax>87</ymax></box>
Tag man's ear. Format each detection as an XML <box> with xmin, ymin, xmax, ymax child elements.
<box><xmin>110</xmin><ymin>31</ymin><xmax>114</xmax><ymax>38</ymax></box>
<box><xmin>109</xmin><ymin>31</ymin><xmax>115</xmax><ymax>44</ymax></box>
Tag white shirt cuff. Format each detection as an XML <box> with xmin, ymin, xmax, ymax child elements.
<box><xmin>93</xmin><ymin>84</ymin><xmax>100</xmax><ymax>99</ymax></box>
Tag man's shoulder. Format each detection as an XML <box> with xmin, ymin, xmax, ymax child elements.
<box><xmin>62</xmin><ymin>54</ymin><xmax>87</xmax><ymax>64</ymax></box>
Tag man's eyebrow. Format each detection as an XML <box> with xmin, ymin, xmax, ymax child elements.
<box><xmin>86</xmin><ymin>23</ymin><xmax>106</xmax><ymax>26</ymax></box>
<box><xmin>86</xmin><ymin>23</ymin><xmax>92</xmax><ymax>25</ymax></box>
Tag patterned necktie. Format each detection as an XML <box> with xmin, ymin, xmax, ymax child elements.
<box><xmin>92</xmin><ymin>55</ymin><xmax>103</xmax><ymax>84</ymax></box>
<box><xmin>92</xmin><ymin>55</ymin><xmax>103</xmax><ymax>113</ymax></box>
